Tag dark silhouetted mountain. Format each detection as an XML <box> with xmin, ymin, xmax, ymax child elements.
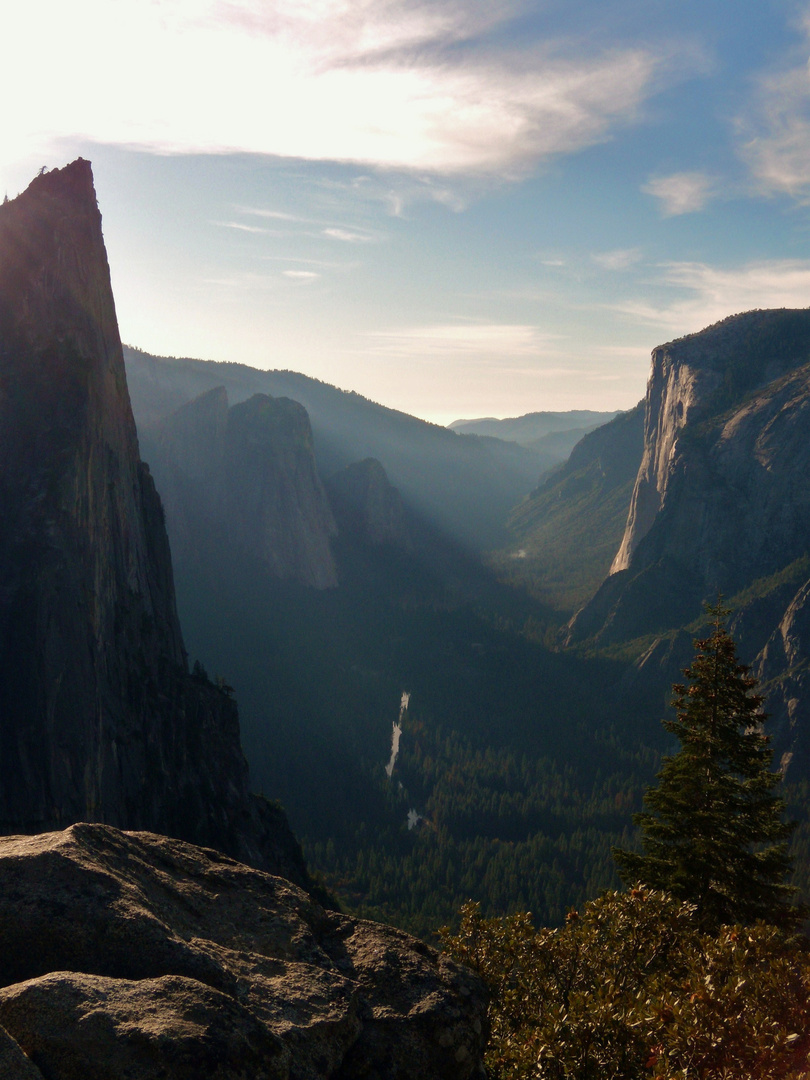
<box><xmin>0</xmin><ymin>160</ymin><xmax>311</xmax><ymax>887</ymax></box>
<box><xmin>142</xmin><ymin>388</ymin><xmax>337</xmax><ymax>589</ymax></box>
<box><xmin>494</xmin><ymin>404</ymin><xmax>644</xmax><ymax>611</ymax></box>
<box><xmin>124</xmin><ymin>346</ymin><xmax>547</xmax><ymax>549</ymax></box>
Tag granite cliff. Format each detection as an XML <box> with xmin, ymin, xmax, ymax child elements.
<box><xmin>142</xmin><ymin>387</ymin><xmax>338</xmax><ymax>588</ymax></box>
<box><xmin>569</xmin><ymin>310</ymin><xmax>810</xmax><ymax>645</ymax></box>
<box><xmin>0</xmin><ymin>160</ymin><xmax>310</xmax><ymax>884</ymax></box>
<box><xmin>325</xmin><ymin>458</ymin><xmax>412</xmax><ymax>551</ymax></box>
<box><xmin>566</xmin><ymin>309</ymin><xmax>810</xmax><ymax>773</ymax></box>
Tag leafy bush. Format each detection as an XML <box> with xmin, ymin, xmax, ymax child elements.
<box><xmin>441</xmin><ymin>887</ymin><xmax>810</xmax><ymax>1079</ymax></box>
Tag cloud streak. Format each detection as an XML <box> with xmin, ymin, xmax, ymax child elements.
<box><xmin>613</xmin><ymin>259</ymin><xmax>810</xmax><ymax>335</ymax></box>
<box><xmin>1</xmin><ymin>0</ymin><xmax>665</xmax><ymax>178</ymax></box>
<box><xmin>366</xmin><ymin>322</ymin><xmax>565</xmax><ymax>361</ymax></box>
<box><xmin>642</xmin><ymin>171</ymin><xmax>716</xmax><ymax>216</ymax></box>
<box><xmin>323</xmin><ymin>227</ymin><xmax>378</xmax><ymax>243</ymax></box>
<box><xmin>739</xmin><ymin>64</ymin><xmax>810</xmax><ymax>200</ymax></box>
<box><xmin>735</xmin><ymin>10</ymin><xmax>810</xmax><ymax>201</ymax></box>
<box><xmin>591</xmin><ymin>248</ymin><xmax>643</xmax><ymax>270</ymax></box>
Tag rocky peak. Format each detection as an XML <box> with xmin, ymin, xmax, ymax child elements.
<box><xmin>0</xmin><ymin>159</ymin><xmax>310</xmax><ymax>886</ymax></box>
<box><xmin>144</xmin><ymin>389</ymin><xmax>338</xmax><ymax>589</ymax></box>
<box><xmin>0</xmin><ymin>158</ymin><xmax>184</xmax><ymax>669</ymax></box>
<box><xmin>157</xmin><ymin>384</ymin><xmax>229</xmax><ymax>483</ymax></box>
<box><xmin>225</xmin><ymin>394</ymin><xmax>338</xmax><ymax>587</ymax></box>
<box><xmin>326</xmin><ymin>457</ymin><xmax>412</xmax><ymax>549</ymax></box>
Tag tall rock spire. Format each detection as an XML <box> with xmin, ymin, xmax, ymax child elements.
<box><xmin>0</xmin><ymin>160</ymin><xmax>309</xmax><ymax>886</ymax></box>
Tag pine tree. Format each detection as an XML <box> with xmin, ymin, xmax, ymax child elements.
<box><xmin>614</xmin><ymin>601</ymin><xmax>797</xmax><ymax>929</ymax></box>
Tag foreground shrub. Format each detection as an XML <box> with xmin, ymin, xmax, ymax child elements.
<box><xmin>441</xmin><ymin>887</ymin><xmax>810</xmax><ymax>1079</ymax></box>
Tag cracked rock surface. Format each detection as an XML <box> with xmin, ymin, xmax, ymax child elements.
<box><xmin>0</xmin><ymin>824</ymin><xmax>487</xmax><ymax>1080</ymax></box>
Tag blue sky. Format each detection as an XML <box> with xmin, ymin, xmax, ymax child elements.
<box><xmin>4</xmin><ymin>0</ymin><xmax>810</xmax><ymax>423</ymax></box>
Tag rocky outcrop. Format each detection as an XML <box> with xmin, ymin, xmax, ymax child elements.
<box><xmin>0</xmin><ymin>824</ymin><xmax>487</xmax><ymax>1080</ymax></box>
<box><xmin>0</xmin><ymin>159</ymin><xmax>311</xmax><ymax>886</ymax></box>
<box><xmin>143</xmin><ymin>388</ymin><xmax>338</xmax><ymax>588</ymax></box>
<box><xmin>748</xmin><ymin>577</ymin><xmax>810</xmax><ymax>773</ymax></box>
<box><xmin>326</xmin><ymin>458</ymin><xmax>412</xmax><ymax>550</ymax></box>
<box><xmin>569</xmin><ymin>310</ymin><xmax>810</xmax><ymax>644</ymax></box>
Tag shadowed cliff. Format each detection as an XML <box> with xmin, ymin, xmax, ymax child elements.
<box><xmin>0</xmin><ymin>160</ymin><xmax>311</xmax><ymax>887</ymax></box>
<box><xmin>141</xmin><ymin>387</ymin><xmax>338</xmax><ymax>589</ymax></box>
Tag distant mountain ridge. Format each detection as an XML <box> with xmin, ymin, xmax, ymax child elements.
<box><xmin>449</xmin><ymin>410</ymin><xmax>619</xmax><ymax>463</ymax></box>
<box><xmin>124</xmin><ymin>346</ymin><xmax>549</xmax><ymax>549</ymax></box>
<box><xmin>449</xmin><ymin>410</ymin><xmax>618</xmax><ymax>442</ymax></box>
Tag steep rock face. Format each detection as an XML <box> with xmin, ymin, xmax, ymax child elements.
<box><xmin>569</xmin><ymin>310</ymin><xmax>810</xmax><ymax>644</ymax></box>
<box><xmin>0</xmin><ymin>160</ymin><xmax>309</xmax><ymax>886</ymax></box>
<box><xmin>143</xmin><ymin>388</ymin><xmax>338</xmax><ymax>589</ymax></box>
<box><xmin>325</xmin><ymin>458</ymin><xmax>412</xmax><ymax>550</ymax></box>
<box><xmin>0</xmin><ymin>824</ymin><xmax>487</xmax><ymax>1080</ymax></box>
<box><xmin>749</xmin><ymin>577</ymin><xmax>810</xmax><ymax>773</ymax></box>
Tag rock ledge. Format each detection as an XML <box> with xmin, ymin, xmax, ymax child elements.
<box><xmin>0</xmin><ymin>824</ymin><xmax>486</xmax><ymax>1080</ymax></box>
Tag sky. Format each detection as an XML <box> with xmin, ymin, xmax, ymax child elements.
<box><xmin>4</xmin><ymin>1</ymin><xmax>810</xmax><ymax>424</ymax></box>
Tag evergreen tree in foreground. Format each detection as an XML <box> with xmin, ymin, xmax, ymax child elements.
<box><xmin>614</xmin><ymin>601</ymin><xmax>797</xmax><ymax>929</ymax></box>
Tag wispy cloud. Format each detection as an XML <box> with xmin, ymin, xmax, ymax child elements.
<box><xmin>222</xmin><ymin>206</ymin><xmax>382</xmax><ymax>249</ymax></box>
<box><xmin>214</xmin><ymin>220</ymin><xmax>276</xmax><ymax>234</ymax></box>
<box><xmin>282</xmin><ymin>269</ymin><xmax>320</xmax><ymax>279</ymax></box>
<box><xmin>739</xmin><ymin>65</ymin><xmax>810</xmax><ymax>200</ymax></box>
<box><xmin>592</xmin><ymin>248</ymin><xmax>643</xmax><ymax>270</ymax></box>
<box><xmin>366</xmin><ymin>322</ymin><xmax>564</xmax><ymax>360</ymax></box>
<box><xmin>735</xmin><ymin>9</ymin><xmax>810</xmax><ymax>201</ymax></box>
<box><xmin>262</xmin><ymin>255</ymin><xmax>354</xmax><ymax>269</ymax></box>
<box><xmin>642</xmin><ymin>171</ymin><xmax>717</xmax><ymax>216</ymax></box>
<box><xmin>236</xmin><ymin>206</ymin><xmax>302</xmax><ymax>221</ymax></box>
<box><xmin>0</xmin><ymin>0</ymin><xmax>670</xmax><ymax>179</ymax></box>
<box><xmin>613</xmin><ymin>259</ymin><xmax>810</xmax><ymax>334</ymax></box>
<box><xmin>322</xmin><ymin>226</ymin><xmax>378</xmax><ymax>243</ymax></box>
<box><xmin>201</xmin><ymin>270</ymin><xmax>281</xmax><ymax>291</ymax></box>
